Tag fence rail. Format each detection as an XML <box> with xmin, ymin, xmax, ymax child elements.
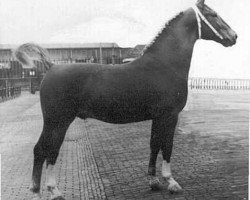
<box><xmin>0</xmin><ymin>86</ymin><xmax>21</xmax><ymax>102</ymax></box>
<box><xmin>189</xmin><ymin>78</ymin><xmax>250</xmax><ymax>90</ymax></box>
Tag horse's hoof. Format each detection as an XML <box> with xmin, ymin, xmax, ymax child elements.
<box><xmin>30</xmin><ymin>185</ymin><xmax>41</xmax><ymax>200</ymax></box>
<box><xmin>168</xmin><ymin>181</ymin><xmax>182</xmax><ymax>193</ymax></box>
<box><xmin>31</xmin><ymin>193</ymin><xmax>41</xmax><ymax>200</ymax></box>
<box><xmin>149</xmin><ymin>177</ymin><xmax>161</xmax><ymax>191</ymax></box>
<box><xmin>30</xmin><ymin>185</ymin><xmax>39</xmax><ymax>193</ymax></box>
<box><xmin>51</xmin><ymin>196</ymin><xmax>65</xmax><ymax>200</ymax></box>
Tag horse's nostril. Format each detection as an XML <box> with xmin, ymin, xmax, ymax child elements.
<box><xmin>235</xmin><ymin>34</ymin><xmax>238</xmax><ymax>40</ymax></box>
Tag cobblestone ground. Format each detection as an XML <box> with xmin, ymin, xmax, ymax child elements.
<box><xmin>0</xmin><ymin>91</ymin><xmax>249</xmax><ymax>200</ymax></box>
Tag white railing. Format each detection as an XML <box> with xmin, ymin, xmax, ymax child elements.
<box><xmin>189</xmin><ymin>77</ymin><xmax>250</xmax><ymax>90</ymax></box>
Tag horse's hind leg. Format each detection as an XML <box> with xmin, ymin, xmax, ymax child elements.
<box><xmin>30</xmin><ymin>122</ymin><xmax>51</xmax><ymax>199</ymax></box>
<box><xmin>31</xmin><ymin>116</ymin><xmax>74</xmax><ymax>200</ymax></box>
<box><xmin>45</xmin><ymin>121</ymin><xmax>72</xmax><ymax>200</ymax></box>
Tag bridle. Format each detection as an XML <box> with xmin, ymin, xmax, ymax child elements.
<box><xmin>192</xmin><ymin>5</ymin><xmax>224</xmax><ymax>40</ymax></box>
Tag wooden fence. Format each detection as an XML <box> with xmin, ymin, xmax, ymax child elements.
<box><xmin>0</xmin><ymin>86</ymin><xmax>21</xmax><ymax>102</ymax></box>
<box><xmin>189</xmin><ymin>77</ymin><xmax>250</xmax><ymax>90</ymax></box>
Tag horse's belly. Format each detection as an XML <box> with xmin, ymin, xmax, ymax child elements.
<box><xmin>93</xmin><ymin>113</ymin><xmax>151</xmax><ymax>124</ymax></box>
<box><xmin>78</xmin><ymin>103</ymin><xmax>152</xmax><ymax>124</ymax></box>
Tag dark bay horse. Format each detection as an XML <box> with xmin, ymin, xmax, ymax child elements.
<box><xmin>15</xmin><ymin>0</ymin><xmax>237</xmax><ymax>199</ymax></box>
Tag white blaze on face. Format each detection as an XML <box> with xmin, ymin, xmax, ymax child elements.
<box><xmin>46</xmin><ymin>164</ymin><xmax>62</xmax><ymax>198</ymax></box>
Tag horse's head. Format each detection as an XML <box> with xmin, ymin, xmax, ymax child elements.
<box><xmin>194</xmin><ymin>0</ymin><xmax>237</xmax><ymax>47</ymax></box>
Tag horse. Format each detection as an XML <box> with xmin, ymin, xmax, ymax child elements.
<box><xmin>14</xmin><ymin>0</ymin><xmax>237</xmax><ymax>199</ymax></box>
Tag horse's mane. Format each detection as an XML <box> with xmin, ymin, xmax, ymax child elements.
<box><xmin>143</xmin><ymin>11</ymin><xmax>184</xmax><ymax>54</ymax></box>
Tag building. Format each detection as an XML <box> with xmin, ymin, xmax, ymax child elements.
<box><xmin>125</xmin><ymin>44</ymin><xmax>146</xmax><ymax>58</ymax></box>
<box><xmin>0</xmin><ymin>43</ymin><xmax>131</xmax><ymax>65</ymax></box>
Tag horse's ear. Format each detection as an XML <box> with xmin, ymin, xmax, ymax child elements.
<box><xmin>196</xmin><ymin>0</ymin><xmax>205</xmax><ymax>6</ymax></box>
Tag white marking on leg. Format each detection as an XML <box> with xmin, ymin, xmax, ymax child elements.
<box><xmin>162</xmin><ymin>160</ymin><xmax>182</xmax><ymax>192</ymax></box>
<box><xmin>46</xmin><ymin>164</ymin><xmax>62</xmax><ymax>199</ymax></box>
<box><xmin>162</xmin><ymin>160</ymin><xmax>171</xmax><ymax>178</ymax></box>
<box><xmin>46</xmin><ymin>164</ymin><xmax>57</xmax><ymax>186</ymax></box>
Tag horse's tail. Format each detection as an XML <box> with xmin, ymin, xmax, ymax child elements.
<box><xmin>14</xmin><ymin>43</ymin><xmax>53</xmax><ymax>70</ymax></box>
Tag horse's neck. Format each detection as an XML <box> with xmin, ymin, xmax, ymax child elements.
<box><xmin>142</xmin><ymin>8</ymin><xmax>197</xmax><ymax>79</ymax></box>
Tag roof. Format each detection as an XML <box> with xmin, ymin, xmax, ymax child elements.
<box><xmin>134</xmin><ymin>44</ymin><xmax>146</xmax><ymax>51</ymax></box>
<box><xmin>0</xmin><ymin>43</ymin><xmax>120</xmax><ymax>50</ymax></box>
<box><xmin>125</xmin><ymin>44</ymin><xmax>146</xmax><ymax>58</ymax></box>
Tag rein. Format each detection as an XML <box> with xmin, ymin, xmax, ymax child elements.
<box><xmin>192</xmin><ymin>5</ymin><xmax>223</xmax><ymax>40</ymax></box>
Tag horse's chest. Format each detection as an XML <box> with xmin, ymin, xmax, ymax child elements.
<box><xmin>158</xmin><ymin>84</ymin><xmax>188</xmax><ymax>114</ymax></box>
<box><xmin>172</xmin><ymin>90</ymin><xmax>188</xmax><ymax>110</ymax></box>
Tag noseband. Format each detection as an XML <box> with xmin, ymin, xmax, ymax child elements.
<box><xmin>192</xmin><ymin>5</ymin><xmax>223</xmax><ymax>40</ymax></box>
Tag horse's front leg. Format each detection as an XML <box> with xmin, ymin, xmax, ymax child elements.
<box><xmin>160</xmin><ymin>114</ymin><xmax>182</xmax><ymax>193</ymax></box>
<box><xmin>148</xmin><ymin>117</ymin><xmax>162</xmax><ymax>190</ymax></box>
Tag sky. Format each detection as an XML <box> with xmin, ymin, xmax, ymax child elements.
<box><xmin>0</xmin><ymin>0</ymin><xmax>249</xmax><ymax>78</ymax></box>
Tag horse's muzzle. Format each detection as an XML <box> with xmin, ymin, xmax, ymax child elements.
<box><xmin>222</xmin><ymin>34</ymin><xmax>237</xmax><ymax>47</ymax></box>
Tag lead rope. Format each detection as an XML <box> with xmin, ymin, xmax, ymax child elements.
<box><xmin>192</xmin><ymin>5</ymin><xmax>224</xmax><ymax>40</ymax></box>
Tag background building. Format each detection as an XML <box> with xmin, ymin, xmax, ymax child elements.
<box><xmin>0</xmin><ymin>43</ymin><xmax>133</xmax><ymax>79</ymax></box>
<box><xmin>0</xmin><ymin>43</ymin><xmax>134</xmax><ymax>90</ymax></box>
<box><xmin>125</xmin><ymin>45</ymin><xmax>146</xmax><ymax>58</ymax></box>
<box><xmin>0</xmin><ymin>43</ymin><xmax>132</xmax><ymax>64</ymax></box>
